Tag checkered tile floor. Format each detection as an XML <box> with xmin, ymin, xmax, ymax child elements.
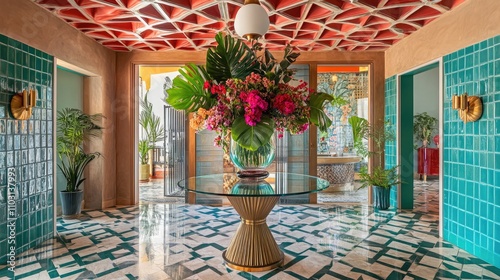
<box><xmin>1</xmin><ymin>179</ymin><xmax>499</xmax><ymax>279</ymax></box>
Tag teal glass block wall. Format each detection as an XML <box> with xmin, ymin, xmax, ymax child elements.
<box><xmin>0</xmin><ymin>34</ymin><xmax>54</xmax><ymax>264</ymax></box>
<box><xmin>443</xmin><ymin>35</ymin><xmax>500</xmax><ymax>268</ymax></box>
<box><xmin>385</xmin><ymin>76</ymin><xmax>398</xmax><ymax>208</ymax></box>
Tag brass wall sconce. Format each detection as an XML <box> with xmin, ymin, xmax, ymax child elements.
<box><xmin>452</xmin><ymin>93</ymin><xmax>482</xmax><ymax>123</ymax></box>
<box><xmin>10</xmin><ymin>89</ymin><xmax>36</xmax><ymax>120</ymax></box>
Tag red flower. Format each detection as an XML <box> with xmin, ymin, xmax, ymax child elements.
<box><xmin>273</xmin><ymin>94</ymin><xmax>295</xmax><ymax>116</ymax></box>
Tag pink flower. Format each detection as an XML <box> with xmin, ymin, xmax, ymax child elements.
<box><xmin>273</xmin><ymin>94</ymin><xmax>295</xmax><ymax>115</ymax></box>
<box><xmin>240</xmin><ymin>90</ymin><xmax>268</xmax><ymax>126</ymax></box>
<box><xmin>204</xmin><ymin>81</ymin><xmax>210</xmax><ymax>89</ymax></box>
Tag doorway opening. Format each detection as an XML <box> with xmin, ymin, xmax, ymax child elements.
<box><xmin>398</xmin><ymin>60</ymin><xmax>442</xmax><ymax>226</ymax></box>
<box><xmin>315</xmin><ymin>65</ymin><xmax>370</xmax><ymax>204</ymax></box>
<box><xmin>137</xmin><ymin>65</ymin><xmax>185</xmax><ymax>203</ymax></box>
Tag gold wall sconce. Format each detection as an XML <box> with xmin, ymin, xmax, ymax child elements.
<box><xmin>10</xmin><ymin>89</ymin><xmax>36</xmax><ymax>120</ymax></box>
<box><xmin>452</xmin><ymin>93</ymin><xmax>483</xmax><ymax>123</ymax></box>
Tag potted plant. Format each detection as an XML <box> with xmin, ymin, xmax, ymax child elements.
<box><xmin>166</xmin><ymin>32</ymin><xmax>332</xmax><ymax>176</ymax></box>
<box><xmin>57</xmin><ymin>108</ymin><xmax>103</xmax><ymax>217</ymax></box>
<box><xmin>413</xmin><ymin>112</ymin><xmax>437</xmax><ymax>147</ymax></box>
<box><xmin>357</xmin><ymin>120</ymin><xmax>401</xmax><ymax>210</ymax></box>
<box><xmin>138</xmin><ymin>139</ymin><xmax>151</xmax><ymax>182</ymax></box>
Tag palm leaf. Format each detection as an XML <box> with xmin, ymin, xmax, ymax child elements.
<box><xmin>166</xmin><ymin>63</ymin><xmax>213</xmax><ymax>112</ymax></box>
<box><xmin>206</xmin><ymin>32</ymin><xmax>258</xmax><ymax>82</ymax></box>
<box><xmin>309</xmin><ymin>92</ymin><xmax>333</xmax><ymax>132</ymax></box>
<box><xmin>231</xmin><ymin>116</ymin><xmax>275</xmax><ymax>151</ymax></box>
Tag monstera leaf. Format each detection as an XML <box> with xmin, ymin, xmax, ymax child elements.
<box><xmin>206</xmin><ymin>32</ymin><xmax>258</xmax><ymax>82</ymax></box>
<box><xmin>166</xmin><ymin>63</ymin><xmax>213</xmax><ymax>112</ymax></box>
<box><xmin>231</xmin><ymin>116</ymin><xmax>275</xmax><ymax>151</ymax></box>
<box><xmin>309</xmin><ymin>92</ymin><xmax>333</xmax><ymax>132</ymax></box>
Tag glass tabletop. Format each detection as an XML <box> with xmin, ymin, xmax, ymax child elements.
<box><xmin>177</xmin><ymin>172</ymin><xmax>330</xmax><ymax>197</ymax></box>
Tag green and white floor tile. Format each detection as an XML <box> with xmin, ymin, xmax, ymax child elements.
<box><xmin>1</xmin><ymin>179</ymin><xmax>499</xmax><ymax>279</ymax></box>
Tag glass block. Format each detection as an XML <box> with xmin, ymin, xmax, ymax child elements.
<box><xmin>0</xmin><ymin>120</ymin><xmax>4</xmax><ymax>134</ymax></box>
<box><xmin>47</xmin><ymin>135</ymin><xmax>52</xmax><ymax>147</ymax></box>
<box><xmin>40</xmin><ymin>177</ymin><xmax>46</xmax><ymax>192</ymax></box>
<box><xmin>46</xmin><ymin>87</ymin><xmax>51</xmax><ymax>101</ymax></box>
<box><xmin>22</xmin><ymin>150</ymin><xmax>27</xmax><ymax>165</ymax></box>
<box><xmin>14</xmin><ymin>135</ymin><xmax>20</xmax><ymax>150</ymax></box>
<box><xmin>22</xmin><ymin>181</ymin><xmax>28</xmax><ymax>198</ymax></box>
<box><xmin>0</xmin><ymin>186</ymin><xmax>5</xmax><ymax>204</ymax></box>
<box><xmin>40</xmin><ymin>192</ymin><xmax>46</xmax><ymax>208</ymax></box>
<box><xmin>29</xmin><ymin>196</ymin><xmax>35</xmax><ymax>212</ymax></box>
<box><xmin>34</xmin><ymin>120</ymin><xmax>39</xmax><ymax>133</ymax></box>
<box><xmin>40</xmin><ymin>121</ymin><xmax>46</xmax><ymax>134</ymax></box>
<box><xmin>36</xmin><ymin>178</ymin><xmax>41</xmax><ymax>193</ymax></box>
<box><xmin>29</xmin><ymin>163</ymin><xmax>35</xmax><ymax>180</ymax></box>
<box><xmin>28</xmin><ymin>149</ymin><xmax>34</xmax><ymax>164</ymax></box>
<box><xmin>47</xmin><ymin>176</ymin><xmax>52</xmax><ymax>190</ymax></box>
<box><xmin>7</xmin><ymin>120</ymin><xmax>14</xmax><ymax>134</ymax></box>
<box><xmin>29</xmin><ymin>180</ymin><xmax>35</xmax><ymax>195</ymax></box>
<box><xmin>21</xmin><ymin>135</ymin><xmax>27</xmax><ymax>149</ymax></box>
<box><xmin>6</xmin><ymin>151</ymin><xmax>13</xmax><ymax>167</ymax></box>
<box><xmin>41</xmin><ymin>135</ymin><xmax>46</xmax><ymax>147</ymax></box>
<box><xmin>35</xmin><ymin>195</ymin><xmax>41</xmax><ymax>210</ymax></box>
<box><xmin>35</xmin><ymin>135</ymin><xmax>40</xmax><ymax>147</ymax></box>
<box><xmin>47</xmin><ymin>164</ymin><xmax>52</xmax><ymax>176</ymax></box>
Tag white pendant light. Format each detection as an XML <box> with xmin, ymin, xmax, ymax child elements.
<box><xmin>234</xmin><ymin>0</ymin><xmax>269</xmax><ymax>40</ymax></box>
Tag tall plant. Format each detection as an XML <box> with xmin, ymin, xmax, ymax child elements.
<box><xmin>139</xmin><ymin>91</ymin><xmax>165</xmax><ymax>146</ymax></box>
<box><xmin>57</xmin><ymin>108</ymin><xmax>103</xmax><ymax>192</ymax></box>
<box><xmin>358</xmin><ymin>120</ymin><xmax>400</xmax><ymax>189</ymax></box>
<box><xmin>413</xmin><ymin>112</ymin><xmax>437</xmax><ymax>146</ymax></box>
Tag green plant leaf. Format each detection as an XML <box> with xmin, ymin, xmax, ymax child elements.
<box><xmin>231</xmin><ymin>116</ymin><xmax>275</xmax><ymax>151</ymax></box>
<box><xmin>349</xmin><ymin>116</ymin><xmax>369</xmax><ymax>157</ymax></box>
<box><xmin>309</xmin><ymin>92</ymin><xmax>333</xmax><ymax>132</ymax></box>
<box><xmin>206</xmin><ymin>32</ymin><xmax>257</xmax><ymax>82</ymax></box>
<box><xmin>57</xmin><ymin>108</ymin><xmax>103</xmax><ymax>192</ymax></box>
<box><xmin>166</xmin><ymin>63</ymin><xmax>213</xmax><ymax>112</ymax></box>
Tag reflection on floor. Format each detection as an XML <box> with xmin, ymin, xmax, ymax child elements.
<box><xmin>2</xmin><ymin>179</ymin><xmax>500</xmax><ymax>279</ymax></box>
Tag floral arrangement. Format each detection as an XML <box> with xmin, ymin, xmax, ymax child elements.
<box><xmin>166</xmin><ymin>32</ymin><xmax>332</xmax><ymax>152</ymax></box>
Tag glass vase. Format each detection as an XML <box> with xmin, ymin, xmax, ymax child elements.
<box><xmin>230</xmin><ymin>136</ymin><xmax>275</xmax><ymax>178</ymax></box>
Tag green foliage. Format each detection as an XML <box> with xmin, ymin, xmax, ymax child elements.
<box><xmin>348</xmin><ymin>116</ymin><xmax>369</xmax><ymax>157</ymax></box>
<box><xmin>309</xmin><ymin>92</ymin><xmax>333</xmax><ymax>132</ymax></box>
<box><xmin>330</xmin><ymin>94</ymin><xmax>349</xmax><ymax>108</ymax></box>
<box><xmin>413</xmin><ymin>112</ymin><xmax>437</xmax><ymax>145</ymax></box>
<box><xmin>358</xmin><ymin>165</ymin><xmax>401</xmax><ymax>189</ymax></box>
<box><xmin>357</xmin><ymin>120</ymin><xmax>400</xmax><ymax>189</ymax></box>
<box><xmin>206</xmin><ymin>32</ymin><xmax>258</xmax><ymax>82</ymax></box>
<box><xmin>139</xmin><ymin>91</ymin><xmax>165</xmax><ymax>144</ymax></box>
<box><xmin>231</xmin><ymin>116</ymin><xmax>275</xmax><ymax>151</ymax></box>
<box><xmin>166</xmin><ymin>32</ymin><xmax>331</xmax><ymax>150</ymax></box>
<box><xmin>166</xmin><ymin>63</ymin><xmax>214</xmax><ymax>112</ymax></box>
<box><xmin>57</xmin><ymin>108</ymin><xmax>103</xmax><ymax>192</ymax></box>
<box><xmin>138</xmin><ymin>140</ymin><xmax>151</xmax><ymax>165</ymax></box>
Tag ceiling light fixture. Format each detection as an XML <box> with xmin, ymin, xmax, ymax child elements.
<box><xmin>234</xmin><ymin>0</ymin><xmax>269</xmax><ymax>41</ymax></box>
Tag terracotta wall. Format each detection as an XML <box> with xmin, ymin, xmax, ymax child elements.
<box><xmin>115</xmin><ymin>50</ymin><xmax>385</xmax><ymax>205</ymax></box>
<box><xmin>385</xmin><ymin>0</ymin><xmax>500</xmax><ymax>77</ymax></box>
<box><xmin>0</xmin><ymin>0</ymin><xmax>117</xmax><ymax>209</ymax></box>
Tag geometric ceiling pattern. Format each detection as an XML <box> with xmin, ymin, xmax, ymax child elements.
<box><xmin>34</xmin><ymin>0</ymin><xmax>466</xmax><ymax>52</ymax></box>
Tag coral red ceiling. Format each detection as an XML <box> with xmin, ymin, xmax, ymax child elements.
<box><xmin>34</xmin><ymin>0</ymin><xmax>465</xmax><ymax>52</ymax></box>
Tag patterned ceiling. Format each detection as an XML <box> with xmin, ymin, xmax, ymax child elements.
<box><xmin>34</xmin><ymin>0</ymin><xmax>465</xmax><ymax>52</ymax></box>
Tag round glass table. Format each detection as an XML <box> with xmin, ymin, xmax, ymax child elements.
<box><xmin>178</xmin><ymin>172</ymin><xmax>330</xmax><ymax>272</ymax></box>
